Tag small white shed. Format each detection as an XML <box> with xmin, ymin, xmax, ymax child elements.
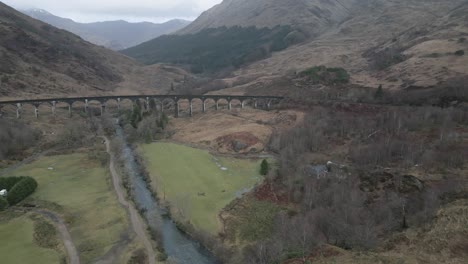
<box><xmin>0</xmin><ymin>189</ymin><xmax>7</xmax><ymax>197</ymax></box>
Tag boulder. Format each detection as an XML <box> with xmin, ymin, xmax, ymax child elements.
<box><xmin>232</xmin><ymin>140</ymin><xmax>248</xmax><ymax>152</ymax></box>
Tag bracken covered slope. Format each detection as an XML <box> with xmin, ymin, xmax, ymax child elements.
<box><xmin>0</xmin><ymin>2</ymin><xmax>189</xmax><ymax>99</ymax></box>
<box><xmin>177</xmin><ymin>0</ymin><xmax>358</xmax><ymax>36</ymax></box>
<box><xmin>175</xmin><ymin>0</ymin><xmax>468</xmax><ymax>92</ymax></box>
<box><xmin>236</xmin><ymin>0</ymin><xmax>468</xmax><ymax>90</ymax></box>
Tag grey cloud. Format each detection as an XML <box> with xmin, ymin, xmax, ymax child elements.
<box><xmin>3</xmin><ymin>0</ymin><xmax>221</xmax><ymax>22</ymax></box>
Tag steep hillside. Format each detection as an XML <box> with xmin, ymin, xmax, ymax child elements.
<box><xmin>0</xmin><ymin>2</ymin><xmax>189</xmax><ymax>99</ymax></box>
<box><xmin>178</xmin><ymin>0</ymin><xmax>357</xmax><ymax>36</ymax></box>
<box><xmin>126</xmin><ymin>0</ymin><xmax>467</xmax><ymax>92</ymax></box>
<box><xmin>23</xmin><ymin>9</ymin><xmax>190</xmax><ymax>50</ymax></box>
<box><xmin>125</xmin><ymin>0</ymin><xmax>361</xmax><ymax>73</ymax></box>
<box><xmin>217</xmin><ymin>0</ymin><xmax>468</xmax><ymax>92</ymax></box>
<box><xmin>123</xmin><ymin>25</ymin><xmax>295</xmax><ymax>73</ymax></box>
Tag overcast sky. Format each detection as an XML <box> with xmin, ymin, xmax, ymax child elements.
<box><xmin>3</xmin><ymin>0</ymin><xmax>222</xmax><ymax>23</ymax></box>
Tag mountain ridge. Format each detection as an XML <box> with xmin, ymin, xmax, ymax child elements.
<box><xmin>22</xmin><ymin>8</ymin><xmax>191</xmax><ymax>50</ymax></box>
<box><xmin>177</xmin><ymin>0</ymin><xmax>357</xmax><ymax>36</ymax></box>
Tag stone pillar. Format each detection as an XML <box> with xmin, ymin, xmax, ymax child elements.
<box><xmin>254</xmin><ymin>100</ymin><xmax>258</xmax><ymax>109</ymax></box>
<box><xmin>215</xmin><ymin>101</ymin><xmax>219</xmax><ymax>110</ymax></box>
<box><xmin>52</xmin><ymin>101</ymin><xmax>56</xmax><ymax>116</ymax></box>
<box><xmin>117</xmin><ymin>98</ymin><xmax>121</xmax><ymax>111</ymax></box>
<box><xmin>146</xmin><ymin>97</ymin><xmax>150</xmax><ymax>111</ymax></box>
<box><xmin>267</xmin><ymin>100</ymin><xmax>271</xmax><ymax>110</ymax></box>
<box><xmin>85</xmin><ymin>99</ymin><xmax>89</xmax><ymax>113</ymax></box>
<box><xmin>16</xmin><ymin>103</ymin><xmax>21</xmax><ymax>119</ymax></box>
<box><xmin>174</xmin><ymin>101</ymin><xmax>179</xmax><ymax>118</ymax></box>
<box><xmin>34</xmin><ymin>106</ymin><xmax>39</xmax><ymax>119</ymax></box>
<box><xmin>189</xmin><ymin>100</ymin><xmax>193</xmax><ymax>117</ymax></box>
<box><xmin>202</xmin><ymin>100</ymin><xmax>206</xmax><ymax>113</ymax></box>
<box><xmin>68</xmin><ymin>104</ymin><xmax>72</xmax><ymax>117</ymax></box>
<box><xmin>241</xmin><ymin>101</ymin><xmax>245</xmax><ymax>109</ymax></box>
<box><xmin>228</xmin><ymin>100</ymin><xmax>232</xmax><ymax>110</ymax></box>
<box><xmin>100</xmin><ymin>104</ymin><xmax>105</xmax><ymax>116</ymax></box>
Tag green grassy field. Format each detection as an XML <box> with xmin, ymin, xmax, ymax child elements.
<box><xmin>138</xmin><ymin>142</ymin><xmax>263</xmax><ymax>233</ymax></box>
<box><xmin>8</xmin><ymin>153</ymin><xmax>128</xmax><ymax>263</ymax></box>
<box><xmin>0</xmin><ymin>214</ymin><xmax>62</xmax><ymax>264</ymax></box>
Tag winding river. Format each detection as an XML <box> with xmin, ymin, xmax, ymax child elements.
<box><xmin>114</xmin><ymin>125</ymin><xmax>217</xmax><ymax>264</ymax></box>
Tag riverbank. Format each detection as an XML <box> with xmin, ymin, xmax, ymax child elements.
<box><xmin>104</xmin><ymin>136</ymin><xmax>156</xmax><ymax>264</ymax></box>
<box><xmin>112</xmin><ymin>123</ymin><xmax>217</xmax><ymax>264</ymax></box>
<box><xmin>138</xmin><ymin>142</ymin><xmax>264</xmax><ymax>235</ymax></box>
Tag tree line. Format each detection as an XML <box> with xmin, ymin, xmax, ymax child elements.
<box><xmin>240</xmin><ymin>104</ymin><xmax>467</xmax><ymax>263</ymax></box>
<box><xmin>0</xmin><ymin>119</ymin><xmax>40</xmax><ymax>159</ymax></box>
<box><xmin>122</xmin><ymin>25</ymin><xmax>297</xmax><ymax>73</ymax></box>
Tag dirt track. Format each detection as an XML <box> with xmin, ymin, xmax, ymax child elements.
<box><xmin>104</xmin><ymin>136</ymin><xmax>156</xmax><ymax>264</ymax></box>
<box><xmin>33</xmin><ymin>209</ymin><xmax>80</xmax><ymax>264</ymax></box>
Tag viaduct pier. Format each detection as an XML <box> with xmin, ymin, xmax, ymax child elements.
<box><xmin>0</xmin><ymin>95</ymin><xmax>284</xmax><ymax>119</ymax></box>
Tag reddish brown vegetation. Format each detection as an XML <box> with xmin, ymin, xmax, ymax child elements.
<box><xmin>283</xmin><ymin>245</ymin><xmax>343</xmax><ymax>264</ymax></box>
<box><xmin>215</xmin><ymin>132</ymin><xmax>260</xmax><ymax>152</ymax></box>
<box><xmin>254</xmin><ymin>182</ymin><xmax>288</xmax><ymax>205</ymax></box>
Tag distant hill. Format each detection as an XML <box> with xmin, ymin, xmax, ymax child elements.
<box><xmin>0</xmin><ymin>3</ymin><xmax>190</xmax><ymax>99</ymax></box>
<box><xmin>22</xmin><ymin>9</ymin><xmax>191</xmax><ymax>50</ymax></box>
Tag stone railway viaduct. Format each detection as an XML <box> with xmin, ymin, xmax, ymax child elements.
<box><xmin>0</xmin><ymin>95</ymin><xmax>284</xmax><ymax>119</ymax></box>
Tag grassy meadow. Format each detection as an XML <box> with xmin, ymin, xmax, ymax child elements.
<box><xmin>0</xmin><ymin>214</ymin><xmax>63</xmax><ymax>264</ymax></box>
<box><xmin>138</xmin><ymin>142</ymin><xmax>263</xmax><ymax>234</ymax></box>
<box><xmin>7</xmin><ymin>153</ymin><xmax>128</xmax><ymax>263</ymax></box>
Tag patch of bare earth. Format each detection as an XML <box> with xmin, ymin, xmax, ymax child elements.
<box><xmin>168</xmin><ymin>107</ymin><xmax>304</xmax><ymax>154</ymax></box>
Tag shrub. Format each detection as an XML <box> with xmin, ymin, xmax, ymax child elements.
<box><xmin>0</xmin><ymin>196</ymin><xmax>8</xmax><ymax>211</ymax></box>
<box><xmin>32</xmin><ymin>215</ymin><xmax>60</xmax><ymax>248</ymax></box>
<box><xmin>7</xmin><ymin>177</ymin><xmax>38</xmax><ymax>205</ymax></box>
<box><xmin>260</xmin><ymin>159</ymin><xmax>269</xmax><ymax>175</ymax></box>
<box><xmin>369</xmin><ymin>46</ymin><xmax>406</xmax><ymax>70</ymax></box>
<box><xmin>0</xmin><ymin>176</ymin><xmax>24</xmax><ymax>190</ymax></box>
<box><xmin>300</xmin><ymin>66</ymin><xmax>350</xmax><ymax>85</ymax></box>
<box><xmin>374</xmin><ymin>85</ymin><xmax>384</xmax><ymax>99</ymax></box>
<box><xmin>128</xmin><ymin>249</ymin><xmax>148</xmax><ymax>264</ymax></box>
<box><xmin>326</xmin><ymin>67</ymin><xmax>350</xmax><ymax>83</ymax></box>
<box><xmin>454</xmin><ymin>50</ymin><xmax>465</xmax><ymax>56</ymax></box>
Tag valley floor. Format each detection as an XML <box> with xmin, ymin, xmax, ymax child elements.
<box><xmin>1</xmin><ymin>152</ymin><xmax>133</xmax><ymax>264</ymax></box>
<box><xmin>0</xmin><ymin>213</ymin><xmax>63</xmax><ymax>264</ymax></box>
<box><xmin>138</xmin><ymin>142</ymin><xmax>264</xmax><ymax>234</ymax></box>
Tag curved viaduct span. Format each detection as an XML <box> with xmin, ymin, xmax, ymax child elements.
<box><xmin>0</xmin><ymin>94</ymin><xmax>284</xmax><ymax>119</ymax></box>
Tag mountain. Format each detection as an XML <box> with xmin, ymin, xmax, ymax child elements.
<box><xmin>177</xmin><ymin>0</ymin><xmax>357</xmax><ymax>36</ymax></box>
<box><xmin>22</xmin><ymin>8</ymin><xmax>191</xmax><ymax>50</ymax></box>
<box><xmin>169</xmin><ymin>0</ymin><xmax>467</xmax><ymax>92</ymax></box>
<box><xmin>0</xmin><ymin>3</ymin><xmax>189</xmax><ymax>99</ymax></box>
<box><xmin>233</xmin><ymin>0</ymin><xmax>468</xmax><ymax>91</ymax></box>
<box><xmin>122</xmin><ymin>25</ymin><xmax>296</xmax><ymax>73</ymax></box>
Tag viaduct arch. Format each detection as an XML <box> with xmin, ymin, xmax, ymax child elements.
<box><xmin>0</xmin><ymin>94</ymin><xmax>284</xmax><ymax>119</ymax></box>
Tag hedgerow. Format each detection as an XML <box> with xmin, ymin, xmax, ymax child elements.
<box><xmin>4</xmin><ymin>176</ymin><xmax>38</xmax><ymax>205</ymax></box>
